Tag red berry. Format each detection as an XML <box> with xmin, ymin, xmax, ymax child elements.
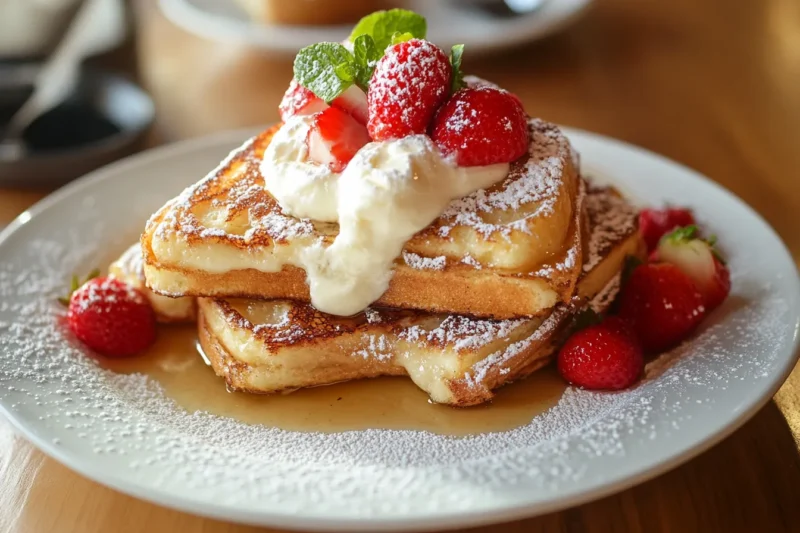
<box><xmin>279</xmin><ymin>79</ymin><xmax>328</xmax><ymax>122</ymax></box>
<box><xmin>430</xmin><ymin>86</ymin><xmax>529</xmax><ymax>166</ymax></box>
<box><xmin>557</xmin><ymin>316</ymin><xmax>644</xmax><ymax>390</ymax></box>
<box><xmin>331</xmin><ymin>85</ymin><xmax>368</xmax><ymax>125</ymax></box>
<box><xmin>655</xmin><ymin>226</ymin><xmax>731</xmax><ymax>311</ymax></box>
<box><xmin>307</xmin><ymin>107</ymin><xmax>370</xmax><ymax>172</ymax></box>
<box><xmin>367</xmin><ymin>39</ymin><xmax>451</xmax><ymax>141</ymax></box>
<box><xmin>618</xmin><ymin>263</ymin><xmax>707</xmax><ymax>353</ymax></box>
<box><xmin>639</xmin><ymin>207</ymin><xmax>695</xmax><ymax>252</ymax></box>
<box><xmin>67</xmin><ymin>277</ymin><xmax>156</xmax><ymax>357</ymax></box>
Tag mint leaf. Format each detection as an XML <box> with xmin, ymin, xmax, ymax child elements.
<box><xmin>352</xmin><ymin>34</ymin><xmax>380</xmax><ymax>90</ymax></box>
<box><xmin>335</xmin><ymin>62</ymin><xmax>355</xmax><ymax>83</ymax></box>
<box><xmin>391</xmin><ymin>31</ymin><xmax>414</xmax><ymax>45</ymax></box>
<box><xmin>349</xmin><ymin>9</ymin><xmax>427</xmax><ymax>51</ymax></box>
<box><xmin>449</xmin><ymin>44</ymin><xmax>465</xmax><ymax>93</ymax></box>
<box><xmin>294</xmin><ymin>42</ymin><xmax>355</xmax><ymax>103</ymax></box>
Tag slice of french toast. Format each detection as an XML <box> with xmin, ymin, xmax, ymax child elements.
<box><xmin>109</xmin><ymin>244</ymin><xmax>196</xmax><ymax>324</ymax></box>
<box><xmin>141</xmin><ymin>119</ymin><xmax>582</xmax><ymax>319</ymax></box>
<box><xmin>196</xmin><ymin>186</ymin><xmax>643</xmax><ymax>406</ymax></box>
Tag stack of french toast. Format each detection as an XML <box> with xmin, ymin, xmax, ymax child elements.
<box><xmin>113</xmin><ymin>10</ymin><xmax>645</xmax><ymax>406</ymax></box>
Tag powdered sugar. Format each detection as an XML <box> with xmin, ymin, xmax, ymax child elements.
<box><xmin>402</xmin><ymin>251</ymin><xmax>447</xmax><ymax>271</ymax></box>
<box><xmin>437</xmin><ymin>119</ymin><xmax>571</xmax><ymax>239</ymax></box>
<box><xmin>1</xmin><ymin>229</ymin><xmax>791</xmax><ymax>518</ymax></box>
<box><xmin>0</xmin><ymin>131</ymin><xmax>797</xmax><ymax>524</ymax></box>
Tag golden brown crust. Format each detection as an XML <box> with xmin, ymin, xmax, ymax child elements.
<box><xmin>141</xmin><ymin>120</ymin><xmax>583</xmax><ymax>319</ymax></box>
<box><xmin>193</xmin><ymin>186</ymin><xmax>644</xmax><ymax>406</ymax></box>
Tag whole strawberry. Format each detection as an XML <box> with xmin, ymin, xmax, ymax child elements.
<box><xmin>618</xmin><ymin>263</ymin><xmax>706</xmax><ymax>353</ymax></box>
<box><xmin>367</xmin><ymin>39</ymin><xmax>451</xmax><ymax>141</ymax></box>
<box><xmin>557</xmin><ymin>316</ymin><xmax>644</xmax><ymax>390</ymax></box>
<box><xmin>430</xmin><ymin>86</ymin><xmax>529</xmax><ymax>166</ymax></box>
<box><xmin>66</xmin><ymin>276</ymin><xmax>156</xmax><ymax>357</ymax></box>
<box><xmin>654</xmin><ymin>226</ymin><xmax>731</xmax><ymax>311</ymax></box>
<box><xmin>639</xmin><ymin>207</ymin><xmax>695</xmax><ymax>252</ymax></box>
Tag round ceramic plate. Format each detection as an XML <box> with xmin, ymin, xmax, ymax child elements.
<box><xmin>158</xmin><ymin>0</ymin><xmax>594</xmax><ymax>56</ymax></box>
<box><xmin>0</xmin><ymin>128</ymin><xmax>798</xmax><ymax>532</ymax></box>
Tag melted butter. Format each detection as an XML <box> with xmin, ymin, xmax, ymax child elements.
<box><xmin>103</xmin><ymin>326</ymin><xmax>567</xmax><ymax>437</ymax></box>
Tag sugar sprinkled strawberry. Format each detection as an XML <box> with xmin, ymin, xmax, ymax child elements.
<box><xmin>367</xmin><ymin>39</ymin><xmax>451</xmax><ymax>141</ymax></box>
<box><xmin>654</xmin><ymin>226</ymin><xmax>731</xmax><ymax>311</ymax></box>
<box><xmin>430</xmin><ymin>86</ymin><xmax>529</xmax><ymax>167</ymax></box>
<box><xmin>618</xmin><ymin>263</ymin><xmax>706</xmax><ymax>353</ymax></box>
<box><xmin>557</xmin><ymin>316</ymin><xmax>644</xmax><ymax>390</ymax></box>
<box><xmin>307</xmin><ymin>107</ymin><xmax>370</xmax><ymax>172</ymax></box>
<box><xmin>279</xmin><ymin>79</ymin><xmax>328</xmax><ymax>122</ymax></box>
<box><xmin>639</xmin><ymin>207</ymin><xmax>695</xmax><ymax>252</ymax></box>
<box><xmin>66</xmin><ymin>276</ymin><xmax>156</xmax><ymax>357</ymax></box>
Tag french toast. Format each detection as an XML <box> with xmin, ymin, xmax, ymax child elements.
<box><xmin>109</xmin><ymin>245</ymin><xmax>196</xmax><ymax>324</ymax></box>
<box><xmin>196</xmin><ymin>186</ymin><xmax>643</xmax><ymax>406</ymax></box>
<box><xmin>142</xmin><ymin>119</ymin><xmax>582</xmax><ymax>319</ymax></box>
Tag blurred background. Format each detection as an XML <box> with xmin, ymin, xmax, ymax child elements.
<box><xmin>0</xmin><ymin>0</ymin><xmax>798</xmax><ymax>255</ymax></box>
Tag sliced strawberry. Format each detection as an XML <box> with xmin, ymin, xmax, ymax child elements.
<box><xmin>430</xmin><ymin>86</ymin><xmax>529</xmax><ymax>167</ymax></box>
<box><xmin>557</xmin><ymin>316</ymin><xmax>644</xmax><ymax>390</ymax></box>
<box><xmin>639</xmin><ymin>207</ymin><xmax>695</xmax><ymax>252</ymax></box>
<box><xmin>618</xmin><ymin>263</ymin><xmax>707</xmax><ymax>353</ymax></box>
<box><xmin>332</xmin><ymin>85</ymin><xmax>368</xmax><ymax>125</ymax></box>
<box><xmin>367</xmin><ymin>39</ymin><xmax>451</xmax><ymax>141</ymax></box>
<box><xmin>307</xmin><ymin>107</ymin><xmax>370</xmax><ymax>173</ymax></box>
<box><xmin>279</xmin><ymin>79</ymin><xmax>328</xmax><ymax>122</ymax></box>
<box><xmin>655</xmin><ymin>226</ymin><xmax>731</xmax><ymax>311</ymax></box>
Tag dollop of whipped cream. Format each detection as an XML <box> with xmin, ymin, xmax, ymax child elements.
<box><xmin>261</xmin><ymin>115</ymin><xmax>509</xmax><ymax>316</ymax></box>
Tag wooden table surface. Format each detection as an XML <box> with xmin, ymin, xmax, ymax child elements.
<box><xmin>2</xmin><ymin>0</ymin><xmax>800</xmax><ymax>531</ymax></box>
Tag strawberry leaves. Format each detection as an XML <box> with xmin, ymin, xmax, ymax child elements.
<box><xmin>58</xmin><ymin>268</ymin><xmax>100</xmax><ymax>306</ymax></box>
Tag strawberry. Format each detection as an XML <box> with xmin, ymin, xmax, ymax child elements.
<box><xmin>367</xmin><ymin>39</ymin><xmax>451</xmax><ymax>141</ymax></box>
<box><xmin>639</xmin><ymin>207</ymin><xmax>695</xmax><ymax>252</ymax></box>
<box><xmin>66</xmin><ymin>276</ymin><xmax>156</xmax><ymax>358</ymax></box>
<box><xmin>557</xmin><ymin>316</ymin><xmax>644</xmax><ymax>390</ymax></box>
<box><xmin>430</xmin><ymin>86</ymin><xmax>529</xmax><ymax>167</ymax></box>
<box><xmin>618</xmin><ymin>263</ymin><xmax>707</xmax><ymax>353</ymax></box>
<box><xmin>307</xmin><ymin>107</ymin><xmax>370</xmax><ymax>172</ymax></box>
<box><xmin>279</xmin><ymin>79</ymin><xmax>328</xmax><ymax>122</ymax></box>
<box><xmin>654</xmin><ymin>226</ymin><xmax>731</xmax><ymax>311</ymax></box>
<box><xmin>331</xmin><ymin>85</ymin><xmax>368</xmax><ymax>125</ymax></box>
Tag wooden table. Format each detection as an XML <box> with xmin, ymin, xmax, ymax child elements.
<box><xmin>2</xmin><ymin>0</ymin><xmax>800</xmax><ymax>531</ymax></box>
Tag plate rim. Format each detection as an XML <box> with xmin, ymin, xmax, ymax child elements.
<box><xmin>1</xmin><ymin>127</ymin><xmax>798</xmax><ymax>532</ymax></box>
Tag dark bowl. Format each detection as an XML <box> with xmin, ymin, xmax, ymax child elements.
<box><xmin>0</xmin><ymin>63</ymin><xmax>155</xmax><ymax>189</ymax></box>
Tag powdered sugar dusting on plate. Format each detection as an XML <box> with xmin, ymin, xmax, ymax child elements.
<box><xmin>0</xmin><ymin>131</ymin><xmax>797</xmax><ymax>521</ymax></box>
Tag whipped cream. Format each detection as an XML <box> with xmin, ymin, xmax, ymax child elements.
<box><xmin>263</xmin><ymin>117</ymin><xmax>339</xmax><ymax>221</ymax></box>
<box><xmin>260</xmin><ymin>116</ymin><xmax>508</xmax><ymax>316</ymax></box>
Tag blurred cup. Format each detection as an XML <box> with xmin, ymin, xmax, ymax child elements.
<box><xmin>0</xmin><ymin>0</ymin><xmax>82</xmax><ymax>58</ymax></box>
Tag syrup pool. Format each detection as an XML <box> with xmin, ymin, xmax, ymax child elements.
<box><xmin>102</xmin><ymin>325</ymin><xmax>567</xmax><ymax>436</ymax></box>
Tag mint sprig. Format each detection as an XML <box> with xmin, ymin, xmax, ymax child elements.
<box><xmin>294</xmin><ymin>42</ymin><xmax>355</xmax><ymax>103</ymax></box>
<box><xmin>352</xmin><ymin>34</ymin><xmax>381</xmax><ymax>90</ymax></box>
<box><xmin>294</xmin><ymin>37</ymin><xmax>381</xmax><ymax>102</ymax></box>
<box><xmin>349</xmin><ymin>9</ymin><xmax>426</xmax><ymax>51</ymax></box>
<box><xmin>293</xmin><ymin>9</ymin><xmax>462</xmax><ymax>104</ymax></box>
<box><xmin>450</xmin><ymin>44</ymin><xmax>466</xmax><ymax>93</ymax></box>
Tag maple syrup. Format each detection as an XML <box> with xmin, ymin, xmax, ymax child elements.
<box><xmin>104</xmin><ymin>326</ymin><xmax>567</xmax><ymax>436</ymax></box>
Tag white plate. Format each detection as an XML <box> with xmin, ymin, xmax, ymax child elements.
<box><xmin>0</xmin><ymin>128</ymin><xmax>798</xmax><ymax>532</ymax></box>
<box><xmin>158</xmin><ymin>0</ymin><xmax>594</xmax><ymax>56</ymax></box>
